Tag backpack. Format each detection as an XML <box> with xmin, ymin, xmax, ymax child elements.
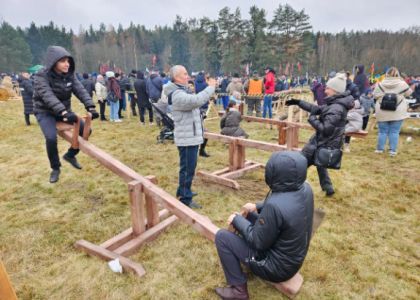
<box><xmin>106</xmin><ymin>91</ymin><xmax>119</xmax><ymax>103</ymax></box>
<box><xmin>378</xmin><ymin>84</ymin><xmax>408</xmax><ymax>111</ymax></box>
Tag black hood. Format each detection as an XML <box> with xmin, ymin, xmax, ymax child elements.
<box><xmin>326</xmin><ymin>92</ymin><xmax>354</xmax><ymax>109</ymax></box>
<box><xmin>44</xmin><ymin>46</ymin><xmax>75</xmax><ymax>74</ymax></box>
<box><xmin>355</xmin><ymin>64</ymin><xmax>365</xmax><ymax>75</ymax></box>
<box><xmin>265</xmin><ymin>151</ymin><xmax>307</xmax><ymax>193</ymax></box>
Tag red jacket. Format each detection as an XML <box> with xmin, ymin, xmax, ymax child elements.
<box><xmin>264</xmin><ymin>71</ymin><xmax>275</xmax><ymax>94</ymax></box>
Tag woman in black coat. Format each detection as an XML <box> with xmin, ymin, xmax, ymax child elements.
<box><xmin>134</xmin><ymin>71</ymin><xmax>153</xmax><ymax>125</ymax></box>
<box><xmin>19</xmin><ymin>72</ymin><xmax>34</xmax><ymax>125</ymax></box>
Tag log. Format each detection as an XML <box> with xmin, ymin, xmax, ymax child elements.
<box><xmin>74</xmin><ymin>240</ymin><xmax>146</xmax><ymax>277</ymax></box>
<box><xmin>196</xmin><ymin>171</ymin><xmax>240</xmax><ymax>190</ymax></box>
<box><xmin>222</xmin><ymin>162</ymin><xmax>264</xmax><ymax>179</ymax></box>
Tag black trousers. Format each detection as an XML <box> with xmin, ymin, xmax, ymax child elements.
<box><xmin>362</xmin><ymin>115</ymin><xmax>369</xmax><ymax>130</ymax></box>
<box><xmin>302</xmin><ymin>149</ymin><xmax>333</xmax><ymax>190</ymax></box>
<box><xmin>99</xmin><ymin>100</ymin><xmax>106</xmax><ymax>119</ymax></box>
<box><xmin>215</xmin><ymin>212</ymin><xmax>259</xmax><ymax>285</ymax></box>
<box><xmin>139</xmin><ymin>106</ymin><xmax>153</xmax><ymax>123</ymax></box>
<box><xmin>24</xmin><ymin>113</ymin><xmax>31</xmax><ymax>125</ymax></box>
<box><xmin>35</xmin><ymin>112</ymin><xmax>86</xmax><ymax>170</ymax></box>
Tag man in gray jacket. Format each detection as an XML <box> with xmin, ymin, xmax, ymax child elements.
<box><xmin>163</xmin><ymin>65</ymin><xmax>216</xmax><ymax>208</ymax></box>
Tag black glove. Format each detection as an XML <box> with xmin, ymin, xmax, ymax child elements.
<box><xmin>63</xmin><ymin>111</ymin><xmax>78</xmax><ymax>124</ymax></box>
<box><xmin>88</xmin><ymin>107</ymin><xmax>100</xmax><ymax>120</ymax></box>
<box><xmin>310</xmin><ymin>106</ymin><xmax>319</xmax><ymax>115</ymax></box>
<box><xmin>285</xmin><ymin>99</ymin><xmax>301</xmax><ymax>106</ymax></box>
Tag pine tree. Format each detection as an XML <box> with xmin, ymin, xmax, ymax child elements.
<box><xmin>0</xmin><ymin>22</ymin><xmax>32</xmax><ymax>72</ymax></box>
<box><xmin>170</xmin><ymin>16</ymin><xmax>191</xmax><ymax>70</ymax></box>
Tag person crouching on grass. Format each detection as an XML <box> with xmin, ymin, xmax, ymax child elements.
<box><xmin>214</xmin><ymin>151</ymin><xmax>314</xmax><ymax>300</ymax></box>
<box><xmin>33</xmin><ymin>46</ymin><xmax>99</xmax><ymax>183</ymax></box>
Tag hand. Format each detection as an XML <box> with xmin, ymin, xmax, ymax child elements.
<box><xmin>88</xmin><ymin>107</ymin><xmax>100</xmax><ymax>120</ymax></box>
<box><xmin>207</xmin><ymin>78</ymin><xmax>217</xmax><ymax>88</ymax></box>
<box><xmin>285</xmin><ymin>99</ymin><xmax>300</xmax><ymax>106</ymax></box>
<box><xmin>310</xmin><ymin>106</ymin><xmax>319</xmax><ymax>115</ymax></box>
<box><xmin>227</xmin><ymin>213</ymin><xmax>239</xmax><ymax>226</ymax></box>
<box><xmin>242</xmin><ymin>203</ymin><xmax>257</xmax><ymax>214</ymax></box>
<box><xmin>63</xmin><ymin>111</ymin><xmax>78</xmax><ymax>124</ymax></box>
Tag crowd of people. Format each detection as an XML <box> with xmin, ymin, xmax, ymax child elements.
<box><xmin>2</xmin><ymin>44</ymin><xmax>419</xmax><ymax>300</ymax></box>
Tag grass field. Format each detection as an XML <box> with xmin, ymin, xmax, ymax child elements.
<box><xmin>0</xmin><ymin>97</ymin><xmax>419</xmax><ymax>300</ymax></box>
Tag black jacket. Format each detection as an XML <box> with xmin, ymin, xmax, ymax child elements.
<box><xmin>298</xmin><ymin>93</ymin><xmax>354</xmax><ymax>159</ymax></box>
<box><xmin>81</xmin><ymin>78</ymin><xmax>95</xmax><ymax>97</ymax></box>
<box><xmin>134</xmin><ymin>78</ymin><xmax>150</xmax><ymax>108</ymax></box>
<box><xmin>32</xmin><ymin>46</ymin><xmax>95</xmax><ymax>115</ymax></box>
<box><xmin>19</xmin><ymin>78</ymin><xmax>34</xmax><ymax>114</ymax></box>
<box><xmin>232</xmin><ymin>151</ymin><xmax>314</xmax><ymax>282</ymax></box>
<box><xmin>353</xmin><ymin>64</ymin><xmax>368</xmax><ymax>95</ymax></box>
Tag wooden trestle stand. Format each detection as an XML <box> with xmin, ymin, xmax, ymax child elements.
<box><xmin>56</xmin><ymin>114</ymin><xmax>219</xmax><ymax>277</ymax></box>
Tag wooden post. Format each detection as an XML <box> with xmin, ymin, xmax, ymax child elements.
<box><xmin>228</xmin><ymin>141</ymin><xmax>236</xmax><ymax>171</ymax></box>
<box><xmin>128</xmin><ymin>180</ymin><xmax>145</xmax><ymax>236</ymax></box>
<box><xmin>286</xmin><ymin>126</ymin><xmax>299</xmax><ymax>150</ymax></box>
<box><xmin>82</xmin><ymin>113</ymin><xmax>92</xmax><ymax>140</ymax></box>
<box><xmin>0</xmin><ymin>260</ymin><xmax>17</xmax><ymax>300</ymax></box>
<box><xmin>145</xmin><ymin>176</ymin><xmax>160</xmax><ymax>229</ymax></box>
<box><xmin>236</xmin><ymin>144</ymin><xmax>246</xmax><ymax>169</ymax></box>
<box><xmin>278</xmin><ymin>123</ymin><xmax>286</xmax><ymax>145</ymax></box>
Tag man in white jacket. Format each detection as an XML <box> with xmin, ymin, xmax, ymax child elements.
<box><xmin>163</xmin><ymin>65</ymin><xmax>216</xmax><ymax>208</ymax></box>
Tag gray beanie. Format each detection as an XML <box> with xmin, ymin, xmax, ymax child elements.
<box><xmin>326</xmin><ymin>73</ymin><xmax>346</xmax><ymax>93</ymax></box>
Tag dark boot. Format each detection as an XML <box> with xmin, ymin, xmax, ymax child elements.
<box><xmin>325</xmin><ymin>186</ymin><xmax>335</xmax><ymax>196</ymax></box>
<box><xmin>49</xmin><ymin>169</ymin><xmax>60</xmax><ymax>183</ymax></box>
<box><xmin>63</xmin><ymin>153</ymin><xmax>82</xmax><ymax>169</ymax></box>
<box><xmin>215</xmin><ymin>283</ymin><xmax>249</xmax><ymax>300</ymax></box>
<box><xmin>199</xmin><ymin>138</ymin><xmax>210</xmax><ymax>157</ymax></box>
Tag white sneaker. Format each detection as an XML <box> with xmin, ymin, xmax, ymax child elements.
<box><xmin>343</xmin><ymin>143</ymin><xmax>351</xmax><ymax>153</ymax></box>
<box><xmin>114</xmin><ymin>119</ymin><xmax>122</xmax><ymax>123</ymax></box>
<box><xmin>389</xmin><ymin>151</ymin><xmax>397</xmax><ymax>157</ymax></box>
<box><xmin>374</xmin><ymin>149</ymin><xmax>384</xmax><ymax>153</ymax></box>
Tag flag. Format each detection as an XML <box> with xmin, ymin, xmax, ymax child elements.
<box><xmin>245</xmin><ymin>63</ymin><xmax>250</xmax><ymax>76</ymax></box>
<box><xmin>370</xmin><ymin>62</ymin><xmax>375</xmax><ymax>81</ymax></box>
<box><xmin>278</xmin><ymin>63</ymin><xmax>282</xmax><ymax>75</ymax></box>
<box><xmin>152</xmin><ymin>55</ymin><xmax>157</xmax><ymax>67</ymax></box>
<box><xmin>297</xmin><ymin>61</ymin><xmax>302</xmax><ymax>72</ymax></box>
<box><xmin>285</xmin><ymin>63</ymin><xmax>290</xmax><ymax>75</ymax></box>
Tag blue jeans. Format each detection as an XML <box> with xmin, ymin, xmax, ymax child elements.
<box><xmin>110</xmin><ymin>101</ymin><xmax>120</xmax><ymax>121</ymax></box>
<box><xmin>262</xmin><ymin>95</ymin><xmax>272</xmax><ymax>118</ymax></box>
<box><xmin>176</xmin><ymin>145</ymin><xmax>199</xmax><ymax>205</ymax></box>
<box><xmin>377</xmin><ymin>120</ymin><xmax>403</xmax><ymax>152</ymax></box>
<box><xmin>222</xmin><ymin>96</ymin><xmax>230</xmax><ymax>110</ymax></box>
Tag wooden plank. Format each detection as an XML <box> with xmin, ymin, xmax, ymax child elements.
<box><xmin>144</xmin><ymin>176</ymin><xmax>160</xmax><ymax>229</ymax></box>
<box><xmin>196</xmin><ymin>171</ymin><xmax>240</xmax><ymax>190</ymax></box>
<box><xmin>74</xmin><ymin>240</ymin><xmax>146</xmax><ymax>277</ymax></box>
<box><xmin>82</xmin><ymin>113</ymin><xmax>92</xmax><ymax>140</ymax></box>
<box><xmin>222</xmin><ymin>162</ymin><xmax>264</xmax><ymax>179</ymax></box>
<box><xmin>345</xmin><ymin>130</ymin><xmax>368</xmax><ymax>138</ymax></box>
<box><xmin>128</xmin><ymin>180</ymin><xmax>146</xmax><ymax>235</ymax></box>
<box><xmin>237</xmin><ymin>138</ymin><xmax>290</xmax><ymax>152</ymax></box>
<box><xmin>58</xmin><ymin>131</ymin><xmax>220</xmax><ymax>242</ymax></box>
<box><xmin>212</xmin><ymin>167</ymin><xmax>231</xmax><ymax>176</ymax></box>
<box><xmin>278</xmin><ymin>123</ymin><xmax>286</xmax><ymax>145</ymax></box>
<box><xmin>100</xmin><ymin>228</ymin><xmax>134</xmax><ymax>251</ymax></box>
<box><xmin>100</xmin><ymin>209</ymin><xmax>171</xmax><ymax>251</ymax></box>
<box><xmin>0</xmin><ymin>259</ymin><xmax>17</xmax><ymax>300</ymax></box>
<box><xmin>204</xmin><ymin>132</ymin><xmax>235</xmax><ymax>144</ymax></box>
<box><xmin>71</xmin><ymin>119</ymin><xmax>80</xmax><ymax>149</ymax></box>
<box><xmin>114</xmin><ymin>215</ymin><xmax>179</xmax><ymax>257</ymax></box>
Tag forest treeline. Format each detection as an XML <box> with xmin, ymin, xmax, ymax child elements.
<box><xmin>1</xmin><ymin>4</ymin><xmax>419</xmax><ymax>75</ymax></box>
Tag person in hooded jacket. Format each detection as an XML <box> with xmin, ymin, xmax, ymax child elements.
<box><xmin>33</xmin><ymin>46</ymin><xmax>99</xmax><ymax>183</ymax></box>
<box><xmin>95</xmin><ymin>74</ymin><xmax>108</xmax><ymax>121</ymax></box>
<box><xmin>19</xmin><ymin>72</ymin><xmax>34</xmax><ymax>125</ymax></box>
<box><xmin>81</xmin><ymin>73</ymin><xmax>95</xmax><ymax>97</ymax></box>
<box><xmin>343</xmin><ymin>100</ymin><xmax>364</xmax><ymax>152</ymax></box>
<box><xmin>147</xmin><ymin>70</ymin><xmax>163</xmax><ymax>126</ymax></box>
<box><xmin>373</xmin><ymin>67</ymin><xmax>412</xmax><ymax>156</ymax></box>
<box><xmin>134</xmin><ymin>71</ymin><xmax>153</xmax><ymax>125</ymax></box>
<box><xmin>353</xmin><ymin>65</ymin><xmax>369</xmax><ymax>96</ymax></box>
<box><xmin>220</xmin><ymin>98</ymin><xmax>248</xmax><ymax>138</ymax></box>
<box><xmin>286</xmin><ymin>73</ymin><xmax>354</xmax><ymax>196</ymax></box>
<box><xmin>214</xmin><ymin>151</ymin><xmax>314</xmax><ymax>300</ymax></box>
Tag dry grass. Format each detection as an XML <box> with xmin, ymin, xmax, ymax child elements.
<box><xmin>0</xmin><ymin>97</ymin><xmax>419</xmax><ymax>300</ymax></box>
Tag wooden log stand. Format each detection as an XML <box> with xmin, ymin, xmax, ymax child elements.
<box><xmin>197</xmin><ymin>132</ymin><xmax>301</xmax><ymax>190</ymax></box>
<box><xmin>0</xmin><ymin>259</ymin><xmax>18</xmax><ymax>300</ymax></box>
<box><xmin>56</xmin><ymin>115</ymin><xmax>220</xmax><ymax>277</ymax></box>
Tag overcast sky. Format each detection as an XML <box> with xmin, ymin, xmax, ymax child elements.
<box><xmin>2</xmin><ymin>0</ymin><xmax>419</xmax><ymax>33</ymax></box>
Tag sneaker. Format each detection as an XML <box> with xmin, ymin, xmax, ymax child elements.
<box><xmin>140</xmin><ymin>122</ymin><xmax>145</xmax><ymax>126</ymax></box>
<box><xmin>389</xmin><ymin>151</ymin><xmax>397</xmax><ymax>157</ymax></box>
<box><xmin>188</xmin><ymin>200</ymin><xmax>202</xmax><ymax>209</ymax></box>
<box><xmin>63</xmin><ymin>154</ymin><xmax>82</xmax><ymax>169</ymax></box>
<box><xmin>49</xmin><ymin>169</ymin><xmax>60</xmax><ymax>183</ymax></box>
<box><xmin>374</xmin><ymin>149</ymin><xmax>384</xmax><ymax>153</ymax></box>
<box><xmin>343</xmin><ymin>143</ymin><xmax>351</xmax><ymax>153</ymax></box>
<box><xmin>114</xmin><ymin>119</ymin><xmax>122</xmax><ymax>123</ymax></box>
<box><xmin>325</xmin><ymin>186</ymin><xmax>335</xmax><ymax>196</ymax></box>
<box><xmin>149</xmin><ymin>122</ymin><xmax>154</xmax><ymax>126</ymax></box>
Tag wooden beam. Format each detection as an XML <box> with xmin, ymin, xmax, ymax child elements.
<box><xmin>57</xmin><ymin>130</ymin><xmax>220</xmax><ymax>242</ymax></box>
<box><xmin>0</xmin><ymin>260</ymin><xmax>17</xmax><ymax>300</ymax></box>
<box><xmin>113</xmin><ymin>215</ymin><xmax>178</xmax><ymax>257</ymax></box>
<box><xmin>222</xmin><ymin>162</ymin><xmax>264</xmax><ymax>179</ymax></box>
<box><xmin>196</xmin><ymin>171</ymin><xmax>240</xmax><ymax>190</ymax></box>
<box><xmin>345</xmin><ymin>130</ymin><xmax>368</xmax><ymax>138</ymax></box>
<box><xmin>82</xmin><ymin>113</ymin><xmax>92</xmax><ymax>140</ymax></box>
<box><xmin>128</xmin><ymin>180</ymin><xmax>146</xmax><ymax>235</ymax></box>
<box><xmin>74</xmin><ymin>240</ymin><xmax>146</xmax><ymax>277</ymax></box>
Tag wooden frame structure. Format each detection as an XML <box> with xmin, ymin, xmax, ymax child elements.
<box><xmin>197</xmin><ymin>132</ymin><xmax>300</xmax><ymax>190</ymax></box>
<box><xmin>56</xmin><ymin>115</ymin><xmax>219</xmax><ymax>277</ymax></box>
<box><xmin>0</xmin><ymin>259</ymin><xmax>18</xmax><ymax>300</ymax></box>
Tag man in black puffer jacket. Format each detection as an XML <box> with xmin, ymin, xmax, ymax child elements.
<box><xmin>33</xmin><ymin>46</ymin><xmax>99</xmax><ymax>183</ymax></box>
<box><xmin>286</xmin><ymin>73</ymin><xmax>354</xmax><ymax>196</ymax></box>
<box><xmin>214</xmin><ymin>151</ymin><xmax>314</xmax><ymax>300</ymax></box>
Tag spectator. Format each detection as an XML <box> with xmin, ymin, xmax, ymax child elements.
<box><xmin>19</xmin><ymin>72</ymin><xmax>34</xmax><ymax>125</ymax></box>
<box><xmin>95</xmin><ymin>74</ymin><xmax>108</xmax><ymax>121</ymax></box>
<box><xmin>134</xmin><ymin>71</ymin><xmax>153</xmax><ymax>125</ymax></box>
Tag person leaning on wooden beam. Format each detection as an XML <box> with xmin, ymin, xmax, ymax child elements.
<box><xmin>32</xmin><ymin>46</ymin><xmax>99</xmax><ymax>183</ymax></box>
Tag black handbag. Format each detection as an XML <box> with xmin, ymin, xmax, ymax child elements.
<box><xmin>314</xmin><ymin>147</ymin><xmax>343</xmax><ymax>169</ymax></box>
